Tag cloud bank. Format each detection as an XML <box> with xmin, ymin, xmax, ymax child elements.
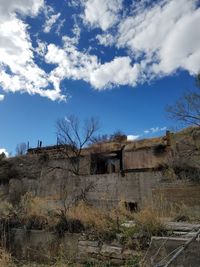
<box><xmin>0</xmin><ymin>0</ymin><xmax>199</xmax><ymax>101</ymax></box>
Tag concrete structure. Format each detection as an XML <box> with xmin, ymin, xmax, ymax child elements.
<box><xmin>0</xmin><ymin>127</ymin><xmax>200</xmax><ymax>210</ymax></box>
<box><xmin>1</xmin><ymin>127</ymin><xmax>200</xmax><ymax>265</ymax></box>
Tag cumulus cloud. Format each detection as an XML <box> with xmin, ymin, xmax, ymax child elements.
<box><xmin>0</xmin><ymin>0</ymin><xmax>66</xmax><ymax>101</ymax></box>
<box><xmin>82</xmin><ymin>0</ymin><xmax>123</xmax><ymax>31</ymax></box>
<box><xmin>45</xmin><ymin>37</ymin><xmax>139</xmax><ymax>90</ymax></box>
<box><xmin>0</xmin><ymin>0</ymin><xmax>44</xmax><ymax>20</ymax></box>
<box><xmin>35</xmin><ymin>40</ymin><xmax>47</xmax><ymax>56</ymax></box>
<box><xmin>96</xmin><ymin>33</ymin><xmax>115</xmax><ymax>46</ymax></box>
<box><xmin>90</xmin><ymin>57</ymin><xmax>139</xmax><ymax>89</ymax></box>
<box><xmin>0</xmin><ymin>148</ymin><xmax>9</xmax><ymax>157</ymax></box>
<box><xmin>45</xmin><ymin>40</ymin><xmax>99</xmax><ymax>91</ymax></box>
<box><xmin>116</xmin><ymin>0</ymin><xmax>200</xmax><ymax>78</ymax></box>
<box><xmin>0</xmin><ymin>0</ymin><xmax>199</xmax><ymax>101</ymax></box>
<box><xmin>0</xmin><ymin>94</ymin><xmax>5</xmax><ymax>101</ymax></box>
<box><xmin>94</xmin><ymin>0</ymin><xmax>200</xmax><ymax>81</ymax></box>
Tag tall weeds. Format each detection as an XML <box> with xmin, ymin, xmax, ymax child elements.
<box><xmin>0</xmin><ymin>248</ymin><xmax>16</xmax><ymax>267</ymax></box>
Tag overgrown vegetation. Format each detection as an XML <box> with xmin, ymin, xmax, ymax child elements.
<box><xmin>2</xmin><ymin>191</ymin><xmax>200</xmax><ymax>266</ymax></box>
<box><xmin>0</xmin><ymin>248</ymin><xmax>16</xmax><ymax>267</ymax></box>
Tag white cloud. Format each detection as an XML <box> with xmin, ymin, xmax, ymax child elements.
<box><xmin>82</xmin><ymin>0</ymin><xmax>123</xmax><ymax>31</ymax></box>
<box><xmin>0</xmin><ymin>0</ymin><xmax>199</xmax><ymax>101</ymax></box>
<box><xmin>0</xmin><ymin>94</ymin><xmax>5</xmax><ymax>101</ymax></box>
<box><xmin>35</xmin><ymin>40</ymin><xmax>47</xmax><ymax>56</ymax></box>
<box><xmin>45</xmin><ymin>38</ymin><xmax>140</xmax><ymax>90</ymax></box>
<box><xmin>0</xmin><ymin>0</ymin><xmax>44</xmax><ymax>20</ymax></box>
<box><xmin>45</xmin><ymin>41</ymin><xmax>99</xmax><ymax>90</ymax></box>
<box><xmin>0</xmin><ymin>0</ymin><xmax>66</xmax><ymax>101</ymax></box>
<box><xmin>96</xmin><ymin>33</ymin><xmax>115</xmax><ymax>46</ymax></box>
<box><xmin>55</xmin><ymin>19</ymin><xmax>66</xmax><ymax>35</ymax></box>
<box><xmin>155</xmin><ymin>7</ymin><xmax>200</xmax><ymax>75</ymax></box>
<box><xmin>43</xmin><ymin>12</ymin><xmax>61</xmax><ymax>33</ymax></box>
<box><xmin>0</xmin><ymin>148</ymin><xmax>9</xmax><ymax>157</ymax></box>
<box><xmin>144</xmin><ymin>127</ymin><xmax>167</xmax><ymax>134</ymax></box>
<box><xmin>90</xmin><ymin>57</ymin><xmax>139</xmax><ymax>89</ymax></box>
<box><xmin>67</xmin><ymin>0</ymin><xmax>81</xmax><ymax>8</ymax></box>
<box><xmin>116</xmin><ymin>0</ymin><xmax>200</xmax><ymax>79</ymax></box>
<box><xmin>64</xmin><ymin>116</ymin><xmax>71</xmax><ymax>123</ymax></box>
<box><xmin>72</xmin><ymin>23</ymin><xmax>81</xmax><ymax>43</ymax></box>
<box><xmin>127</xmin><ymin>135</ymin><xmax>140</xmax><ymax>141</ymax></box>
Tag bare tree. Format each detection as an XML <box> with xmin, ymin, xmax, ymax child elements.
<box><xmin>16</xmin><ymin>142</ymin><xmax>27</xmax><ymax>156</ymax></box>
<box><xmin>167</xmin><ymin>75</ymin><xmax>200</xmax><ymax>126</ymax></box>
<box><xmin>56</xmin><ymin>115</ymin><xmax>99</xmax><ymax>175</ymax></box>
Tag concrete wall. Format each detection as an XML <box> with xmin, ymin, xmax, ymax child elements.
<box><xmin>0</xmin><ymin>151</ymin><xmax>199</xmax><ymax>210</ymax></box>
<box><xmin>152</xmin><ymin>182</ymin><xmax>200</xmax><ymax>208</ymax></box>
<box><xmin>123</xmin><ymin>147</ymin><xmax>169</xmax><ymax>170</ymax></box>
<box><xmin>84</xmin><ymin>172</ymin><xmax>162</xmax><ymax>208</ymax></box>
<box><xmin>0</xmin><ymin>152</ymin><xmax>165</xmax><ymax>208</ymax></box>
<box><xmin>9</xmin><ymin>229</ymin><xmax>137</xmax><ymax>265</ymax></box>
<box><xmin>9</xmin><ymin>228</ymin><xmax>80</xmax><ymax>262</ymax></box>
<box><xmin>0</xmin><ymin>126</ymin><xmax>200</xmax><ymax>210</ymax></box>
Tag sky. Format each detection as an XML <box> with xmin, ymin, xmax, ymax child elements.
<box><xmin>0</xmin><ymin>0</ymin><xmax>200</xmax><ymax>156</ymax></box>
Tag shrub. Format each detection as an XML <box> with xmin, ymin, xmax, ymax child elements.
<box><xmin>18</xmin><ymin>192</ymin><xmax>58</xmax><ymax>229</ymax></box>
<box><xmin>65</xmin><ymin>201</ymin><xmax>118</xmax><ymax>241</ymax></box>
<box><xmin>7</xmin><ymin>167</ymin><xmax>19</xmax><ymax>180</ymax></box>
<box><xmin>39</xmin><ymin>153</ymin><xmax>49</xmax><ymax>163</ymax></box>
<box><xmin>55</xmin><ymin>213</ymin><xmax>85</xmax><ymax>237</ymax></box>
<box><xmin>125</xmin><ymin>256</ymin><xmax>140</xmax><ymax>267</ymax></box>
<box><xmin>173</xmin><ymin>165</ymin><xmax>200</xmax><ymax>182</ymax></box>
<box><xmin>134</xmin><ymin>207</ymin><xmax>165</xmax><ymax>238</ymax></box>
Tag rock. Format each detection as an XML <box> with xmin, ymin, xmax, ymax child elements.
<box><xmin>78</xmin><ymin>245</ymin><xmax>100</xmax><ymax>254</ymax></box>
<box><xmin>78</xmin><ymin>240</ymin><xmax>99</xmax><ymax>247</ymax></box>
<box><xmin>100</xmin><ymin>244</ymin><xmax>123</xmax><ymax>259</ymax></box>
<box><xmin>121</xmin><ymin>221</ymin><xmax>136</xmax><ymax>228</ymax></box>
<box><xmin>116</xmin><ymin>233</ymin><xmax>124</xmax><ymax>243</ymax></box>
<box><xmin>111</xmin><ymin>240</ymin><xmax>121</xmax><ymax>247</ymax></box>
<box><xmin>110</xmin><ymin>258</ymin><xmax>124</xmax><ymax>265</ymax></box>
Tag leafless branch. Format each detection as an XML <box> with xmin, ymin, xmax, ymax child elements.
<box><xmin>167</xmin><ymin>77</ymin><xmax>200</xmax><ymax>127</ymax></box>
<box><xmin>56</xmin><ymin>115</ymin><xmax>99</xmax><ymax>175</ymax></box>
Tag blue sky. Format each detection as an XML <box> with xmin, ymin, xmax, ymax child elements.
<box><xmin>0</xmin><ymin>0</ymin><xmax>199</xmax><ymax>156</ymax></box>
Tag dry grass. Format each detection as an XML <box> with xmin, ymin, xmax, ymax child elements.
<box><xmin>112</xmin><ymin>200</ymin><xmax>135</xmax><ymax>221</ymax></box>
<box><xmin>67</xmin><ymin>200</ymin><xmax>135</xmax><ymax>234</ymax></box>
<box><xmin>152</xmin><ymin>193</ymin><xmax>200</xmax><ymax>222</ymax></box>
<box><xmin>0</xmin><ymin>248</ymin><xmax>16</xmax><ymax>267</ymax></box>
<box><xmin>67</xmin><ymin>201</ymin><xmax>114</xmax><ymax>232</ymax></box>
<box><xmin>19</xmin><ymin>192</ymin><xmax>58</xmax><ymax>228</ymax></box>
<box><xmin>134</xmin><ymin>207</ymin><xmax>165</xmax><ymax>236</ymax></box>
<box><xmin>0</xmin><ymin>201</ymin><xmax>15</xmax><ymax>219</ymax></box>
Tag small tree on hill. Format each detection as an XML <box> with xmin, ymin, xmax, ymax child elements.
<box><xmin>16</xmin><ymin>142</ymin><xmax>27</xmax><ymax>156</ymax></box>
<box><xmin>56</xmin><ymin>115</ymin><xmax>99</xmax><ymax>175</ymax></box>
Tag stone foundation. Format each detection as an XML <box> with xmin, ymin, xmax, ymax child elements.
<box><xmin>9</xmin><ymin>228</ymin><xmax>138</xmax><ymax>265</ymax></box>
